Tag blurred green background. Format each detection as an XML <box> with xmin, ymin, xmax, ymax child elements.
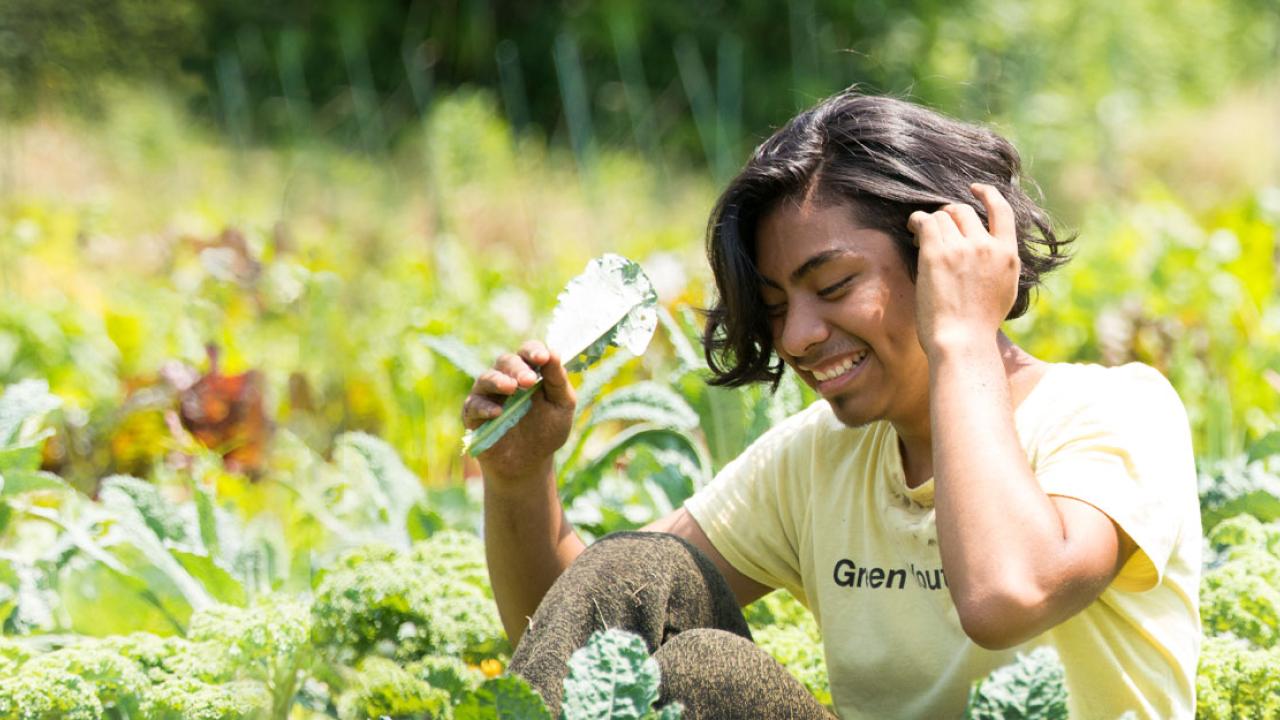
<box><xmin>0</xmin><ymin>3</ymin><xmax>1278</xmax><ymax>717</ymax></box>
<box><xmin>0</xmin><ymin>0</ymin><xmax>1277</xmax><ymax>484</ymax></box>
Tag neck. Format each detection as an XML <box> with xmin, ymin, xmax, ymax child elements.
<box><xmin>892</xmin><ymin>332</ymin><xmax>1044</xmax><ymax>489</ymax></box>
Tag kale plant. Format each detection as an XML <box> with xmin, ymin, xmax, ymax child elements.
<box><xmin>964</xmin><ymin>646</ymin><xmax>1068</xmax><ymax>720</ymax></box>
<box><xmin>310</xmin><ymin>530</ymin><xmax>508</xmax><ymax>664</ymax></box>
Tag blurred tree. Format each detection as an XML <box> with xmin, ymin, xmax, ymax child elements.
<box><xmin>1</xmin><ymin>0</ymin><xmax>1276</xmax><ymax>182</ymax></box>
<box><xmin>0</xmin><ymin>0</ymin><xmax>202</xmax><ymax>112</ymax></box>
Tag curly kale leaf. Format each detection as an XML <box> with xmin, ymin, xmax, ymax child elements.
<box><xmin>0</xmin><ymin>667</ymin><xmax>103</xmax><ymax>720</ymax></box>
<box><xmin>21</xmin><ymin>643</ymin><xmax>149</xmax><ymax>711</ymax></box>
<box><xmin>188</xmin><ymin>595</ymin><xmax>313</xmax><ymax>715</ymax></box>
<box><xmin>0</xmin><ymin>637</ymin><xmax>266</xmax><ymax>720</ymax></box>
<box><xmin>311</xmin><ymin>531</ymin><xmax>507</xmax><ymax>664</ymax></box>
<box><xmin>964</xmin><ymin>646</ymin><xmax>1068</xmax><ymax>720</ymax></box>
<box><xmin>143</xmin><ymin>677</ymin><xmax>270</xmax><ymax>720</ymax></box>
<box><xmin>335</xmin><ymin>656</ymin><xmax>450</xmax><ymax>720</ymax></box>
<box><xmin>1201</xmin><ymin>514</ymin><xmax>1280</xmax><ymax>648</ymax></box>
<box><xmin>560</xmin><ymin>628</ymin><xmax>681</xmax><ymax>720</ymax></box>
<box><xmin>1196</xmin><ymin>635</ymin><xmax>1280</xmax><ymax>720</ymax></box>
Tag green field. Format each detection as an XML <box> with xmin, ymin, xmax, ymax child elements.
<box><xmin>1</xmin><ymin>2</ymin><xmax>1279</xmax><ymax>717</ymax></box>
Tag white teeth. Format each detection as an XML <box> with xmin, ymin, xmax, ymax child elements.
<box><xmin>813</xmin><ymin>352</ymin><xmax>867</xmax><ymax>382</ymax></box>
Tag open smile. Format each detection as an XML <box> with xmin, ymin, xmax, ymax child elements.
<box><xmin>804</xmin><ymin>350</ymin><xmax>870</xmax><ymax>395</ymax></box>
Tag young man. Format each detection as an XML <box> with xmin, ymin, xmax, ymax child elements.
<box><xmin>462</xmin><ymin>91</ymin><xmax>1201</xmax><ymax>719</ymax></box>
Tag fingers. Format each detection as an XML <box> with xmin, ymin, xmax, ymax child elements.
<box><xmin>461</xmin><ymin>393</ymin><xmax>504</xmax><ymax>429</ymax></box>
<box><xmin>462</xmin><ymin>348</ymin><xmax>539</xmax><ymax>428</ymax></box>
<box><xmin>516</xmin><ymin>339</ymin><xmax>572</xmax><ymax>405</ymax></box>
<box><xmin>907</xmin><ymin>210</ymin><xmax>939</xmax><ymax>248</ymax></box>
<box><xmin>494</xmin><ymin>352</ymin><xmax>537</xmax><ymax>387</ymax></box>
<box><xmin>970</xmin><ymin>183</ymin><xmax>1016</xmax><ymax>242</ymax></box>
<box><xmin>907</xmin><ymin>209</ymin><xmax>963</xmax><ymax>250</ymax></box>
<box><xmin>462</xmin><ymin>340</ymin><xmax>577</xmax><ymax>429</ymax></box>
<box><xmin>941</xmin><ymin>202</ymin><xmax>985</xmax><ymax>238</ymax></box>
<box><xmin>536</xmin><ymin>349</ymin><xmax>575</xmax><ymax>406</ymax></box>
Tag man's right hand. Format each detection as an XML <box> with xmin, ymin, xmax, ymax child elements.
<box><xmin>461</xmin><ymin>340</ymin><xmax>577</xmax><ymax>483</ymax></box>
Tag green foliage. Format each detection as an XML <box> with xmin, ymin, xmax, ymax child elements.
<box><xmin>0</xmin><ymin>53</ymin><xmax>1277</xmax><ymax>718</ymax></box>
<box><xmin>142</xmin><ymin>677</ymin><xmax>269</xmax><ymax>720</ymax></box>
<box><xmin>453</xmin><ymin>676</ymin><xmax>552</xmax><ymax>720</ymax></box>
<box><xmin>1195</xmin><ymin>635</ymin><xmax>1280</xmax><ymax>720</ymax></box>
<box><xmin>188</xmin><ymin>596</ymin><xmax>313</xmax><ymax>716</ymax></box>
<box><xmin>98</xmin><ymin>474</ymin><xmax>188</xmax><ymax>542</ymax></box>
<box><xmin>744</xmin><ymin>590</ymin><xmax>831</xmax><ymax>705</ymax></box>
<box><xmin>964</xmin><ymin>647</ymin><xmax>1068</xmax><ymax>720</ymax></box>
<box><xmin>406</xmin><ymin>655</ymin><xmax>485</xmax><ymax>703</ymax></box>
<box><xmin>21</xmin><ymin>644</ymin><xmax>149</xmax><ymax>710</ymax></box>
<box><xmin>0</xmin><ymin>380</ymin><xmax>67</xmax><ymax>498</ymax></box>
<box><xmin>335</xmin><ymin>656</ymin><xmax>449</xmax><ymax>720</ymax></box>
<box><xmin>9</xmin><ymin>0</ymin><xmax>1277</xmax><ymax>200</ymax></box>
<box><xmin>310</xmin><ymin>531</ymin><xmax>507</xmax><ymax>665</ymax></box>
<box><xmin>1199</xmin><ymin>457</ymin><xmax>1280</xmax><ymax>533</ymax></box>
<box><xmin>561</xmin><ymin>629</ymin><xmax>681</xmax><ymax>720</ymax></box>
<box><xmin>0</xmin><ymin>668</ymin><xmax>103</xmax><ymax>720</ymax></box>
<box><xmin>1013</xmin><ymin>193</ymin><xmax>1280</xmax><ymax>461</ymax></box>
<box><xmin>0</xmin><ymin>636</ymin><xmax>268</xmax><ymax>720</ymax></box>
<box><xmin>1201</xmin><ymin>515</ymin><xmax>1280</xmax><ymax>649</ymax></box>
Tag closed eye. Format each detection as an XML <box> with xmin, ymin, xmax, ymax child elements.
<box><xmin>818</xmin><ymin>276</ymin><xmax>855</xmax><ymax>297</ymax></box>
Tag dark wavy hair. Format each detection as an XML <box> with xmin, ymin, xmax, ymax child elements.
<box><xmin>702</xmin><ymin>89</ymin><xmax>1072</xmax><ymax>387</ymax></box>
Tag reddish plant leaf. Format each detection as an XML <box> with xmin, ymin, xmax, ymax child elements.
<box><xmin>178</xmin><ymin>346</ymin><xmax>272</xmax><ymax>477</ymax></box>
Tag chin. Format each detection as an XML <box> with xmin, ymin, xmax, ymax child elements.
<box><xmin>827</xmin><ymin>396</ymin><xmax>877</xmax><ymax>429</ymax></box>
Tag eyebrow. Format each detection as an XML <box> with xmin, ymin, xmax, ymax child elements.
<box><xmin>759</xmin><ymin>249</ymin><xmax>855</xmax><ymax>289</ymax></box>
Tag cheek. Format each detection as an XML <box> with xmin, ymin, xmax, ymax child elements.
<box><xmin>874</xmin><ymin>283</ymin><xmax>925</xmax><ymax>368</ymax></box>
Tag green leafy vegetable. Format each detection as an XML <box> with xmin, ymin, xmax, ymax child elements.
<box><xmin>1199</xmin><ymin>458</ymin><xmax>1280</xmax><ymax>532</ymax></box>
<box><xmin>1196</xmin><ymin>635</ymin><xmax>1280</xmax><ymax>720</ymax></box>
<box><xmin>454</xmin><ymin>676</ymin><xmax>552</xmax><ymax>720</ymax></box>
<box><xmin>585</xmin><ymin>383</ymin><xmax>699</xmax><ymax>430</ymax></box>
<box><xmin>745</xmin><ymin>590</ymin><xmax>831</xmax><ymax>706</ymax></box>
<box><xmin>464</xmin><ymin>254</ymin><xmax>657</xmax><ymax>456</ymax></box>
<box><xmin>1247</xmin><ymin>431</ymin><xmax>1280</xmax><ymax>465</ymax></box>
<box><xmin>0</xmin><ymin>380</ymin><xmax>66</xmax><ymax>499</ymax></box>
<box><xmin>964</xmin><ymin>646</ymin><xmax>1068</xmax><ymax>720</ymax></box>
<box><xmin>1201</xmin><ymin>514</ymin><xmax>1280</xmax><ymax>648</ymax></box>
<box><xmin>0</xmin><ymin>380</ymin><xmax>61</xmax><ymax>448</ymax></box>
<box><xmin>560</xmin><ymin>628</ymin><xmax>680</xmax><ymax>720</ymax></box>
<box><xmin>143</xmin><ymin>677</ymin><xmax>270</xmax><ymax>720</ymax></box>
<box><xmin>335</xmin><ymin>656</ymin><xmax>450</xmax><ymax>720</ymax></box>
<box><xmin>310</xmin><ymin>531</ymin><xmax>507</xmax><ymax>664</ymax></box>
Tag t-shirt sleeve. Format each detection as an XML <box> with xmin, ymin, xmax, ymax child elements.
<box><xmin>683</xmin><ymin>404</ymin><xmax>820</xmax><ymax>603</ymax></box>
<box><xmin>1033</xmin><ymin>364</ymin><xmax>1197</xmax><ymax>592</ymax></box>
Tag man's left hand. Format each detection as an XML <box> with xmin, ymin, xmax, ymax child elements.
<box><xmin>907</xmin><ymin>183</ymin><xmax>1021</xmax><ymax>358</ymax></box>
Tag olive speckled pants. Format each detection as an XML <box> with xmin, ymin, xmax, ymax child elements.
<box><xmin>507</xmin><ymin>532</ymin><xmax>835</xmax><ymax>719</ymax></box>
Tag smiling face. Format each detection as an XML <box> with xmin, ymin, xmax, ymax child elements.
<box><xmin>756</xmin><ymin>199</ymin><xmax>931</xmax><ymax>431</ymax></box>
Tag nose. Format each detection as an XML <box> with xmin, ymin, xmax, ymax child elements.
<box><xmin>777</xmin><ymin>297</ymin><xmax>829</xmax><ymax>359</ymax></box>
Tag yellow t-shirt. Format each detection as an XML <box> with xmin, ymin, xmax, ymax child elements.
<box><xmin>684</xmin><ymin>362</ymin><xmax>1202</xmax><ymax>719</ymax></box>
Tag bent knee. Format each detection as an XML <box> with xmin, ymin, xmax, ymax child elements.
<box><xmin>655</xmin><ymin>630</ymin><xmax>831</xmax><ymax>719</ymax></box>
<box><xmin>654</xmin><ymin>628</ymin><xmax>761</xmax><ymax>681</ymax></box>
<box><xmin>572</xmin><ymin>531</ymin><xmax>703</xmax><ymax>573</ymax></box>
